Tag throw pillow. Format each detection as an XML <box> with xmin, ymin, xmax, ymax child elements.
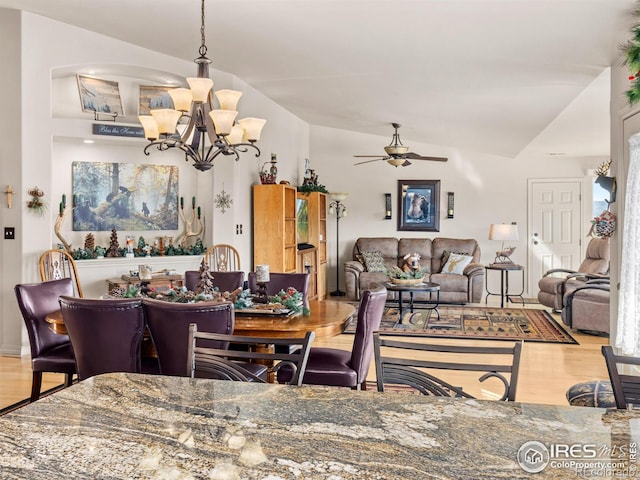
<box><xmin>360</xmin><ymin>250</ymin><xmax>386</xmax><ymax>272</ymax></box>
<box><xmin>441</xmin><ymin>253</ymin><xmax>473</xmax><ymax>275</ymax></box>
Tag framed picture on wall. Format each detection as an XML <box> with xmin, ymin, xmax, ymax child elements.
<box><xmin>397</xmin><ymin>179</ymin><xmax>441</xmax><ymax>232</ymax></box>
<box><xmin>76</xmin><ymin>75</ymin><xmax>125</xmax><ymax>117</ymax></box>
<box><xmin>138</xmin><ymin>85</ymin><xmax>177</xmax><ymax>116</ymax></box>
<box><xmin>72</xmin><ymin>161</ymin><xmax>179</xmax><ymax>231</ymax></box>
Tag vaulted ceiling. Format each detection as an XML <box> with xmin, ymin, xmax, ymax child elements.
<box><xmin>1</xmin><ymin>0</ymin><xmax>634</xmax><ymax>158</ymax></box>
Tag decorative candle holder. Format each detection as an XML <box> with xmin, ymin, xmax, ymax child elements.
<box><xmin>254</xmin><ymin>265</ymin><xmax>270</xmax><ymax>303</ymax></box>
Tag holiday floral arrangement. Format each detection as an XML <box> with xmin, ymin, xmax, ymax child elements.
<box><xmin>385</xmin><ymin>265</ymin><xmax>425</xmax><ymax>284</ymax></box>
<box><xmin>271</xmin><ymin>288</ymin><xmax>304</xmax><ymax>313</ymax></box>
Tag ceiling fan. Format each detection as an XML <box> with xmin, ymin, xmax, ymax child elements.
<box><xmin>354</xmin><ymin>123</ymin><xmax>448</xmax><ymax>167</ymax></box>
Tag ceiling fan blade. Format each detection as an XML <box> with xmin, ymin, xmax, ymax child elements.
<box><xmin>405</xmin><ymin>152</ymin><xmax>448</xmax><ymax>162</ymax></box>
<box><xmin>354</xmin><ymin>155</ymin><xmax>390</xmax><ymax>158</ymax></box>
<box><xmin>401</xmin><ymin>159</ymin><xmax>412</xmax><ymax>167</ymax></box>
<box><xmin>354</xmin><ymin>158</ymin><xmax>386</xmax><ymax>165</ymax></box>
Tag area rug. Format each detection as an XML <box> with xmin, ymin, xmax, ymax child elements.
<box><xmin>344</xmin><ymin>304</ymin><xmax>578</xmax><ymax>344</ymax></box>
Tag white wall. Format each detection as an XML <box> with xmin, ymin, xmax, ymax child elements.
<box><xmin>0</xmin><ymin>8</ymin><xmax>23</xmax><ymax>355</ymax></box>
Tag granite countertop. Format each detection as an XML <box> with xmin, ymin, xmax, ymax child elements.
<box><xmin>1</xmin><ymin>373</ymin><xmax>639</xmax><ymax>479</ymax></box>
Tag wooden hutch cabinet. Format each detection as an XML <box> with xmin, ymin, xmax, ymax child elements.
<box><xmin>296</xmin><ymin>191</ymin><xmax>327</xmax><ymax>300</ymax></box>
<box><xmin>253</xmin><ymin>185</ymin><xmax>327</xmax><ymax>299</ymax></box>
<box><xmin>253</xmin><ymin>184</ymin><xmax>298</xmax><ymax>273</ymax></box>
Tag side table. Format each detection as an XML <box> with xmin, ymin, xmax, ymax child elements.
<box><xmin>484</xmin><ymin>264</ymin><xmax>525</xmax><ymax>308</ymax></box>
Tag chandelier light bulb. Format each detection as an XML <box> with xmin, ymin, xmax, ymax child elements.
<box><xmin>209</xmin><ymin>110</ymin><xmax>238</xmax><ymax>136</ymax></box>
<box><xmin>139</xmin><ymin>115</ymin><xmax>159</xmax><ymax>141</ymax></box>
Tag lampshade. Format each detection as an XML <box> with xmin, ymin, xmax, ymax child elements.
<box><xmin>227</xmin><ymin>124</ymin><xmax>245</xmax><ymax>145</ymax></box>
<box><xmin>209</xmin><ymin>109</ymin><xmax>238</xmax><ymax>136</ymax></box>
<box><xmin>237</xmin><ymin>118</ymin><xmax>267</xmax><ymax>142</ymax></box>
<box><xmin>168</xmin><ymin>88</ymin><xmax>193</xmax><ymax>112</ymax></box>
<box><xmin>150</xmin><ymin>109</ymin><xmax>182</xmax><ymax>135</ymax></box>
<box><xmin>186</xmin><ymin>77</ymin><xmax>213</xmax><ymax>103</ymax></box>
<box><xmin>138</xmin><ymin>115</ymin><xmax>159</xmax><ymax>141</ymax></box>
<box><xmin>488</xmin><ymin>224</ymin><xmax>519</xmax><ymax>241</ymax></box>
<box><xmin>330</xmin><ymin>192</ymin><xmax>348</xmax><ymax>202</ymax></box>
<box><xmin>215</xmin><ymin>89</ymin><xmax>243</xmax><ymax>111</ymax></box>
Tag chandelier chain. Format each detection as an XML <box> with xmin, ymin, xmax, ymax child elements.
<box><xmin>199</xmin><ymin>0</ymin><xmax>207</xmax><ymax>56</ymax></box>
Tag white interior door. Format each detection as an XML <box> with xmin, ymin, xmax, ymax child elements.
<box><xmin>528</xmin><ymin>179</ymin><xmax>583</xmax><ymax>296</ymax></box>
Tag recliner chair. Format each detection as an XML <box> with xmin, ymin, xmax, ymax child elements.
<box><xmin>561</xmin><ymin>279</ymin><xmax>610</xmax><ymax>335</ymax></box>
<box><xmin>537</xmin><ymin>237</ymin><xmax>609</xmax><ymax>311</ymax></box>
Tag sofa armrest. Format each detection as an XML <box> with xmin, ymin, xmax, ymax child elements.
<box><xmin>543</xmin><ymin>268</ymin><xmax>577</xmax><ymax>278</ymax></box>
<box><xmin>345</xmin><ymin>260</ymin><xmax>365</xmax><ymax>301</ymax></box>
<box><xmin>464</xmin><ymin>262</ymin><xmax>485</xmax><ymax>303</ymax></box>
<box><xmin>463</xmin><ymin>262</ymin><xmax>484</xmax><ymax>277</ymax></box>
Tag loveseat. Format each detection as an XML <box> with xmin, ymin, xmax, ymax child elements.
<box><xmin>344</xmin><ymin>237</ymin><xmax>484</xmax><ymax>303</ymax></box>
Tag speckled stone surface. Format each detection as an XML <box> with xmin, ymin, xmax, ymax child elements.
<box><xmin>1</xmin><ymin>373</ymin><xmax>639</xmax><ymax>479</ymax></box>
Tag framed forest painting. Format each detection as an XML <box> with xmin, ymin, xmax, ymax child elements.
<box><xmin>72</xmin><ymin>161</ymin><xmax>178</xmax><ymax>231</ymax></box>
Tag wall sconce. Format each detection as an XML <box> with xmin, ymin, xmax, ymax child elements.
<box><xmin>384</xmin><ymin>193</ymin><xmax>392</xmax><ymax>219</ymax></box>
<box><xmin>447</xmin><ymin>192</ymin><xmax>454</xmax><ymax>218</ymax></box>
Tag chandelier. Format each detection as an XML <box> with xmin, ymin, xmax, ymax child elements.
<box><xmin>138</xmin><ymin>0</ymin><xmax>266</xmax><ymax>172</ymax></box>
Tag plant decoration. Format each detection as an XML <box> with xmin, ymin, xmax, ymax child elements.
<box><xmin>298</xmin><ymin>158</ymin><xmax>329</xmax><ymax>193</ymax></box>
<box><xmin>70</xmin><ymin>235</ymin><xmax>205</xmax><ymax>260</ymax></box>
<box><xmin>26</xmin><ymin>187</ymin><xmax>46</xmax><ymax>215</ymax></box>
<box><xmin>233</xmin><ymin>289</ymin><xmax>254</xmax><ymax>310</ymax></box>
<box><xmin>272</xmin><ymin>287</ymin><xmax>305</xmax><ymax>313</ymax></box>
<box><xmin>386</xmin><ymin>265</ymin><xmax>425</xmax><ymax>280</ymax></box>
<box><xmin>385</xmin><ymin>265</ymin><xmax>425</xmax><ymax>285</ymax></box>
<box><xmin>621</xmin><ymin>5</ymin><xmax>640</xmax><ymax>105</ymax></box>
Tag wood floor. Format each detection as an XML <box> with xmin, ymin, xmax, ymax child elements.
<box><xmin>0</xmin><ymin>303</ymin><xmax>610</xmax><ymax>410</ymax></box>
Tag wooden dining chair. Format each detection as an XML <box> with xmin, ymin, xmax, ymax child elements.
<box><xmin>373</xmin><ymin>334</ymin><xmax>523</xmax><ymax>401</ymax></box>
<box><xmin>205</xmin><ymin>244</ymin><xmax>241</xmax><ymax>272</ymax></box>
<box><xmin>14</xmin><ymin>278</ymin><xmax>77</xmax><ymax>401</ymax></box>
<box><xmin>187</xmin><ymin>324</ymin><xmax>315</xmax><ymax>385</ymax></box>
<box><xmin>602</xmin><ymin>345</ymin><xmax>640</xmax><ymax>409</ymax></box>
<box><xmin>39</xmin><ymin>249</ymin><xmax>83</xmax><ymax>297</ymax></box>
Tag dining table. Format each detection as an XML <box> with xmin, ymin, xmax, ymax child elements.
<box><xmin>45</xmin><ymin>300</ymin><xmax>355</xmax><ymax>339</ymax></box>
<box><xmin>2</xmin><ymin>372</ymin><xmax>640</xmax><ymax>479</ymax></box>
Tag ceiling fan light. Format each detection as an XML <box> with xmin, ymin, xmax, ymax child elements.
<box><xmin>215</xmin><ymin>89</ymin><xmax>243</xmax><ymax>111</ymax></box>
<box><xmin>384</xmin><ymin>145</ymin><xmax>409</xmax><ymax>155</ymax></box>
<box><xmin>168</xmin><ymin>88</ymin><xmax>193</xmax><ymax>112</ymax></box>
<box><xmin>187</xmin><ymin>77</ymin><xmax>213</xmax><ymax>102</ymax></box>
<box><xmin>387</xmin><ymin>158</ymin><xmax>405</xmax><ymax>167</ymax></box>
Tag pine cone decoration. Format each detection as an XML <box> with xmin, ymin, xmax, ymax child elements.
<box><xmin>106</xmin><ymin>228</ymin><xmax>121</xmax><ymax>257</ymax></box>
<box><xmin>84</xmin><ymin>233</ymin><xmax>95</xmax><ymax>250</ymax></box>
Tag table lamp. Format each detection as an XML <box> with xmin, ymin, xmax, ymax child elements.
<box><xmin>488</xmin><ymin>223</ymin><xmax>518</xmax><ymax>264</ymax></box>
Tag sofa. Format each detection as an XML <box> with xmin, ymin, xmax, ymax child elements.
<box><xmin>344</xmin><ymin>237</ymin><xmax>484</xmax><ymax>303</ymax></box>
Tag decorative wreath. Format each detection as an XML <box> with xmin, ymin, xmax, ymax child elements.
<box><xmin>589</xmin><ymin>210</ymin><xmax>617</xmax><ymax>238</ymax></box>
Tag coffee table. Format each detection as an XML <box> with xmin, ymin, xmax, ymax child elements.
<box><xmin>385</xmin><ymin>281</ymin><xmax>440</xmax><ymax>322</ymax></box>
